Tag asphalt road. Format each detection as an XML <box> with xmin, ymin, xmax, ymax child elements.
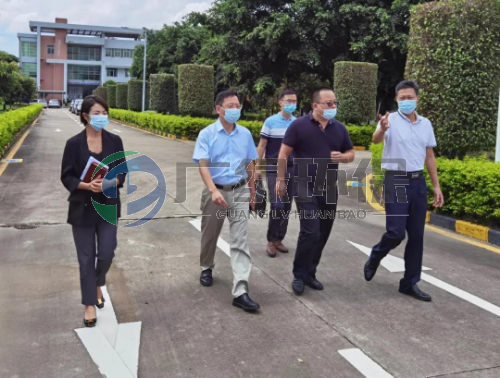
<box><xmin>0</xmin><ymin>109</ymin><xmax>500</xmax><ymax>378</ymax></box>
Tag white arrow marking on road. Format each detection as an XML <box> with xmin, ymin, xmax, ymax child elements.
<box><xmin>347</xmin><ymin>241</ymin><xmax>432</xmax><ymax>272</ymax></box>
<box><xmin>74</xmin><ymin>286</ymin><xmax>142</xmax><ymax>378</ymax></box>
<box><xmin>189</xmin><ymin>218</ymin><xmax>230</xmax><ymax>257</ymax></box>
<box><xmin>348</xmin><ymin>240</ymin><xmax>500</xmax><ymax>317</ymax></box>
<box><xmin>339</xmin><ymin>348</ymin><xmax>394</xmax><ymax>378</ymax></box>
<box><xmin>55</xmin><ymin>128</ymin><xmax>62</xmax><ymax>132</ymax></box>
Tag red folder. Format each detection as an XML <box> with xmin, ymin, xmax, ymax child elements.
<box><xmin>82</xmin><ymin>162</ymin><xmax>109</xmax><ymax>183</ymax></box>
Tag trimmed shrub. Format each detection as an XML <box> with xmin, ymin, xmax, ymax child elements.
<box><xmin>107</xmin><ymin>85</ymin><xmax>117</xmax><ymax>108</ymax></box>
<box><xmin>116</xmin><ymin>84</ymin><xmax>128</xmax><ymax>110</ymax></box>
<box><xmin>95</xmin><ymin>87</ymin><xmax>107</xmax><ymax>102</ymax></box>
<box><xmin>0</xmin><ymin>104</ymin><xmax>42</xmax><ymax>156</ymax></box>
<box><xmin>346</xmin><ymin>124</ymin><xmax>376</xmax><ymax>148</ymax></box>
<box><xmin>150</xmin><ymin>74</ymin><xmax>176</xmax><ymax>114</ymax></box>
<box><xmin>128</xmin><ymin>79</ymin><xmax>150</xmax><ymax>112</ymax></box>
<box><xmin>406</xmin><ymin>0</ymin><xmax>500</xmax><ymax>158</ymax></box>
<box><xmin>334</xmin><ymin>61</ymin><xmax>378</xmax><ymax>125</ymax></box>
<box><xmin>178</xmin><ymin>64</ymin><xmax>214</xmax><ymax>116</ymax></box>
<box><xmin>370</xmin><ymin>143</ymin><xmax>500</xmax><ymax>228</ymax></box>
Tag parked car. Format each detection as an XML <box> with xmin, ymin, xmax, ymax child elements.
<box><xmin>76</xmin><ymin>100</ymin><xmax>83</xmax><ymax>115</ymax></box>
<box><xmin>69</xmin><ymin>99</ymin><xmax>75</xmax><ymax>112</ymax></box>
<box><xmin>48</xmin><ymin>99</ymin><xmax>62</xmax><ymax>108</ymax></box>
<box><xmin>72</xmin><ymin>99</ymin><xmax>83</xmax><ymax>114</ymax></box>
<box><xmin>38</xmin><ymin>99</ymin><xmax>48</xmax><ymax>109</ymax></box>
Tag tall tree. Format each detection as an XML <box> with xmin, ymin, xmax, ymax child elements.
<box><xmin>0</xmin><ymin>51</ymin><xmax>18</xmax><ymax>63</ymax></box>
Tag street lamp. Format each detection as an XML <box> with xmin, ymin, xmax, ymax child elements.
<box><xmin>142</xmin><ymin>28</ymin><xmax>147</xmax><ymax>113</ymax></box>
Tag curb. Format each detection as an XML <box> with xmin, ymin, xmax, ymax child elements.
<box><xmin>364</xmin><ymin>173</ymin><xmax>500</xmax><ymax>248</ymax></box>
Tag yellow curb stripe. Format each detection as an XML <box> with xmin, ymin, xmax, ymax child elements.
<box><xmin>455</xmin><ymin>220</ymin><xmax>489</xmax><ymax>242</ymax></box>
<box><xmin>363</xmin><ymin>174</ymin><xmax>500</xmax><ymax>254</ymax></box>
<box><xmin>353</xmin><ymin>146</ymin><xmax>366</xmax><ymax>151</ymax></box>
<box><xmin>0</xmin><ymin>114</ymin><xmax>40</xmax><ymax>178</ymax></box>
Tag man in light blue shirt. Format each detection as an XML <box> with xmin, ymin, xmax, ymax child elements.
<box><xmin>193</xmin><ymin>90</ymin><xmax>260</xmax><ymax>312</ymax></box>
<box><xmin>364</xmin><ymin>80</ymin><xmax>444</xmax><ymax>302</ymax></box>
<box><xmin>255</xmin><ymin>89</ymin><xmax>297</xmax><ymax>258</ymax></box>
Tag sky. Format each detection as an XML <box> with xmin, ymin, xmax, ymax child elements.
<box><xmin>0</xmin><ymin>0</ymin><xmax>213</xmax><ymax>56</ymax></box>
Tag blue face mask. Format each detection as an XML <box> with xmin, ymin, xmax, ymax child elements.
<box><xmin>322</xmin><ymin>109</ymin><xmax>337</xmax><ymax>120</ymax></box>
<box><xmin>223</xmin><ymin>108</ymin><xmax>241</xmax><ymax>124</ymax></box>
<box><xmin>283</xmin><ymin>104</ymin><xmax>296</xmax><ymax>114</ymax></box>
<box><xmin>398</xmin><ymin>100</ymin><xmax>417</xmax><ymax>115</ymax></box>
<box><xmin>89</xmin><ymin>115</ymin><xmax>109</xmax><ymax>131</ymax></box>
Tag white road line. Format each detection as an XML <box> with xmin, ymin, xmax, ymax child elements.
<box><xmin>113</xmin><ymin>129</ymin><xmax>122</xmax><ymax>133</ymax></box>
<box><xmin>63</xmin><ymin>110</ymin><xmax>84</xmax><ymax>127</ymax></box>
<box><xmin>338</xmin><ymin>349</ymin><xmax>394</xmax><ymax>378</ymax></box>
<box><xmin>348</xmin><ymin>240</ymin><xmax>500</xmax><ymax>318</ymax></box>
<box><xmin>189</xmin><ymin>218</ymin><xmax>230</xmax><ymax>257</ymax></box>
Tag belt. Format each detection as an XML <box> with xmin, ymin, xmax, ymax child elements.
<box><xmin>214</xmin><ymin>178</ymin><xmax>247</xmax><ymax>191</ymax></box>
<box><xmin>316</xmin><ymin>184</ymin><xmax>337</xmax><ymax>192</ymax></box>
<box><xmin>385</xmin><ymin>170</ymin><xmax>424</xmax><ymax>179</ymax></box>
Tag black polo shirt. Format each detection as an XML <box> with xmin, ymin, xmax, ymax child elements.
<box><xmin>282</xmin><ymin>112</ymin><xmax>353</xmax><ymax>184</ymax></box>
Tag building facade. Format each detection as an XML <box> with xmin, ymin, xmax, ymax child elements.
<box><xmin>18</xmin><ymin>18</ymin><xmax>143</xmax><ymax>101</ymax></box>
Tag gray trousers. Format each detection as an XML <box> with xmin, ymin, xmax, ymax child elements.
<box><xmin>200</xmin><ymin>185</ymin><xmax>252</xmax><ymax>298</ymax></box>
<box><xmin>72</xmin><ymin>222</ymin><xmax>117</xmax><ymax>305</ymax></box>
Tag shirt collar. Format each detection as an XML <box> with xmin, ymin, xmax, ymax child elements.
<box><xmin>278</xmin><ymin>111</ymin><xmax>294</xmax><ymax>121</ymax></box>
<box><xmin>309</xmin><ymin>111</ymin><xmax>334</xmax><ymax>127</ymax></box>
<box><xmin>216</xmin><ymin>119</ymin><xmax>239</xmax><ymax>134</ymax></box>
<box><xmin>398</xmin><ymin>110</ymin><xmax>422</xmax><ymax>124</ymax></box>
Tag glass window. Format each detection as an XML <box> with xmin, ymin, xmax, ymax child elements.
<box><xmin>106</xmin><ymin>49</ymin><xmax>113</xmax><ymax>57</ymax></box>
<box><xmin>21</xmin><ymin>63</ymin><xmax>37</xmax><ymax>78</ymax></box>
<box><xmin>106</xmin><ymin>68</ymin><xmax>117</xmax><ymax>77</ymax></box>
<box><xmin>68</xmin><ymin>46</ymin><xmax>102</xmax><ymax>61</ymax></box>
<box><xmin>125</xmin><ymin>69</ymin><xmax>130</xmax><ymax>78</ymax></box>
<box><xmin>113</xmin><ymin>49</ymin><xmax>122</xmax><ymax>58</ymax></box>
<box><xmin>21</xmin><ymin>41</ymin><xmax>37</xmax><ymax>57</ymax></box>
<box><xmin>68</xmin><ymin>64</ymin><xmax>101</xmax><ymax>81</ymax></box>
<box><xmin>47</xmin><ymin>45</ymin><xmax>54</xmax><ymax>55</ymax></box>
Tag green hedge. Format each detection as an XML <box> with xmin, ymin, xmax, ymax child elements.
<box><xmin>94</xmin><ymin>87</ymin><xmax>107</xmax><ymax>102</ymax></box>
<box><xmin>150</xmin><ymin>73</ymin><xmax>176</xmax><ymax>114</ymax></box>
<box><xmin>370</xmin><ymin>142</ymin><xmax>500</xmax><ymax>228</ymax></box>
<box><xmin>127</xmin><ymin>79</ymin><xmax>150</xmax><ymax>112</ymax></box>
<box><xmin>109</xmin><ymin>109</ymin><xmax>375</xmax><ymax>148</ymax></box>
<box><xmin>0</xmin><ymin>104</ymin><xmax>42</xmax><ymax>156</ymax></box>
<box><xmin>107</xmin><ymin>85</ymin><xmax>117</xmax><ymax>108</ymax></box>
<box><xmin>334</xmin><ymin>61</ymin><xmax>378</xmax><ymax>125</ymax></box>
<box><xmin>178</xmin><ymin>64</ymin><xmax>214</xmax><ymax>116</ymax></box>
<box><xmin>116</xmin><ymin>84</ymin><xmax>128</xmax><ymax>110</ymax></box>
<box><xmin>406</xmin><ymin>0</ymin><xmax>500</xmax><ymax>158</ymax></box>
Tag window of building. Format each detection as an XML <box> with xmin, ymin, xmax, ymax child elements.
<box><xmin>68</xmin><ymin>46</ymin><xmax>102</xmax><ymax>61</ymax></box>
<box><xmin>68</xmin><ymin>65</ymin><xmax>101</xmax><ymax>82</ymax></box>
<box><xmin>107</xmin><ymin>68</ymin><xmax>117</xmax><ymax>77</ymax></box>
<box><xmin>105</xmin><ymin>48</ymin><xmax>134</xmax><ymax>59</ymax></box>
<box><xmin>125</xmin><ymin>69</ymin><xmax>131</xmax><ymax>78</ymax></box>
<box><xmin>21</xmin><ymin>63</ymin><xmax>37</xmax><ymax>78</ymax></box>
<box><xmin>47</xmin><ymin>45</ymin><xmax>54</xmax><ymax>55</ymax></box>
<box><xmin>21</xmin><ymin>41</ymin><xmax>37</xmax><ymax>57</ymax></box>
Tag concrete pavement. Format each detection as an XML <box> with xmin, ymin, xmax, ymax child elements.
<box><xmin>0</xmin><ymin>109</ymin><xmax>500</xmax><ymax>378</ymax></box>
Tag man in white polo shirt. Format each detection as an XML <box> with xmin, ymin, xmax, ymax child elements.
<box><xmin>364</xmin><ymin>80</ymin><xmax>444</xmax><ymax>302</ymax></box>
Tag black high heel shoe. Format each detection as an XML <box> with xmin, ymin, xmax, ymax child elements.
<box><xmin>83</xmin><ymin>318</ymin><xmax>97</xmax><ymax>327</ymax></box>
<box><xmin>97</xmin><ymin>296</ymin><xmax>106</xmax><ymax>309</ymax></box>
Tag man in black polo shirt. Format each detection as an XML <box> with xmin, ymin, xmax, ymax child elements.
<box><xmin>277</xmin><ymin>87</ymin><xmax>355</xmax><ymax>294</ymax></box>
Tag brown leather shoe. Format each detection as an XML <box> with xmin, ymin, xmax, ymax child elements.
<box><xmin>267</xmin><ymin>242</ymin><xmax>277</xmax><ymax>258</ymax></box>
<box><xmin>275</xmin><ymin>241</ymin><xmax>289</xmax><ymax>253</ymax></box>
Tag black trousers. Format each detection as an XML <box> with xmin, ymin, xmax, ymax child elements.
<box><xmin>266</xmin><ymin>168</ymin><xmax>295</xmax><ymax>242</ymax></box>
<box><xmin>293</xmin><ymin>182</ymin><xmax>337</xmax><ymax>281</ymax></box>
<box><xmin>72</xmin><ymin>221</ymin><xmax>117</xmax><ymax>305</ymax></box>
<box><xmin>371</xmin><ymin>173</ymin><xmax>427</xmax><ymax>290</ymax></box>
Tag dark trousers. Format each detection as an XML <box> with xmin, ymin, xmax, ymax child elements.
<box><xmin>72</xmin><ymin>221</ymin><xmax>117</xmax><ymax>305</ymax></box>
<box><xmin>266</xmin><ymin>167</ymin><xmax>295</xmax><ymax>242</ymax></box>
<box><xmin>293</xmin><ymin>183</ymin><xmax>337</xmax><ymax>281</ymax></box>
<box><xmin>371</xmin><ymin>174</ymin><xmax>427</xmax><ymax>290</ymax></box>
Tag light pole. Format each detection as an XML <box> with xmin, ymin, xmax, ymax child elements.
<box><xmin>496</xmin><ymin>88</ymin><xmax>500</xmax><ymax>162</ymax></box>
<box><xmin>141</xmin><ymin>28</ymin><xmax>148</xmax><ymax>113</ymax></box>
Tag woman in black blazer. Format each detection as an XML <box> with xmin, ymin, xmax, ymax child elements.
<box><xmin>61</xmin><ymin>95</ymin><xmax>127</xmax><ymax>327</ymax></box>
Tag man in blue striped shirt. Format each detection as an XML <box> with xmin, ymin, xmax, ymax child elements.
<box><xmin>256</xmin><ymin>90</ymin><xmax>297</xmax><ymax>258</ymax></box>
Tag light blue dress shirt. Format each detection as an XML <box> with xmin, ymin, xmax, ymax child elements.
<box><xmin>379</xmin><ymin>111</ymin><xmax>437</xmax><ymax>172</ymax></box>
<box><xmin>193</xmin><ymin>119</ymin><xmax>258</xmax><ymax>185</ymax></box>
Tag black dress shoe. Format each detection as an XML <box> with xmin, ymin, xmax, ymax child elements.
<box><xmin>306</xmin><ymin>277</ymin><xmax>324</xmax><ymax>290</ymax></box>
<box><xmin>200</xmin><ymin>269</ymin><xmax>213</xmax><ymax>287</ymax></box>
<box><xmin>399</xmin><ymin>284</ymin><xmax>432</xmax><ymax>302</ymax></box>
<box><xmin>232</xmin><ymin>293</ymin><xmax>260</xmax><ymax>312</ymax></box>
<box><xmin>97</xmin><ymin>296</ymin><xmax>105</xmax><ymax>309</ymax></box>
<box><xmin>84</xmin><ymin>318</ymin><xmax>97</xmax><ymax>327</ymax></box>
<box><xmin>364</xmin><ymin>257</ymin><xmax>381</xmax><ymax>281</ymax></box>
<box><xmin>292</xmin><ymin>278</ymin><xmax>305</xmax><ymax>295</ymax></box>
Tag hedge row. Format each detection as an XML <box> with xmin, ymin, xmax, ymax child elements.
<box><xmin>107</xmin><ymin>85</ymin><xmax>117</xmax><ymax>108</ymax></box>
<box><xmin>178</xmin><ymin>64</ymin><xmax>214</xmax><ymax>117</ymax></box>
<box><xmin>0</xmin><ymin>104</ymin><xmax>42</xmax><ymax>156</ymax></box>
<box><xmin>116</xmin><ymin>84</ymin><xmax>128</xmax><ymax>110</ymax></box>
<box><xmin>109</xmin><ymin>109</ymin><xmax>375</xmax><ymax>147</ymax></box>
<box><xmin>150</xmin><ymin>73</ymin><xmax>176</xmax><ymax>114</ymax></box>
<box><xmin>370</xmin><ymin>143</ymin><xmax>500</xmax><ymax>228</ymax></box>
<box><xmin>334</xmin><ymin>61</ymin><xmax>378</xmax><ymax>125</ymax></box>
<box><xmin>94</xmin><ymin>87</ymin><xmax>107</xmax><ymax>102</ymax></box>
<box><xmin>128</xmin><ymin>79</ymin><xmax>150</xmax><ymax>112</ymax></box>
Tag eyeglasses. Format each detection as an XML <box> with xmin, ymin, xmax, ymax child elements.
<box><xmin>281</xmin><ymin>100</ymin><xmax>298</xmax><ymax>104</ymax></box>
<box><xmin>318</xmin><ymin>101</ymin><xmax>339</xmax><ymax>109</ymax></box>
<box><xmin>221</xmin><ymin>104</ymin><xmax>242</xmax><ymax>110</ymax></box>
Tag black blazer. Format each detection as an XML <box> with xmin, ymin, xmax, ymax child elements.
<box><xmin>61</xmin><ymin>129</ymin><xmax>127</xmax><ymax>226</ymax></box>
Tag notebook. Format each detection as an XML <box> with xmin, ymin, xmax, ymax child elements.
<box><xmin>80</xmin><ymin>156</ymin><xmax>109</xmax><ymax>183</ymax></box>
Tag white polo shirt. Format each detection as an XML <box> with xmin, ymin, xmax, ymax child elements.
<box><xmin>378</xmin><ymin>111</ymin><xmax>437</xmax><ymax>172</ymax></box>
